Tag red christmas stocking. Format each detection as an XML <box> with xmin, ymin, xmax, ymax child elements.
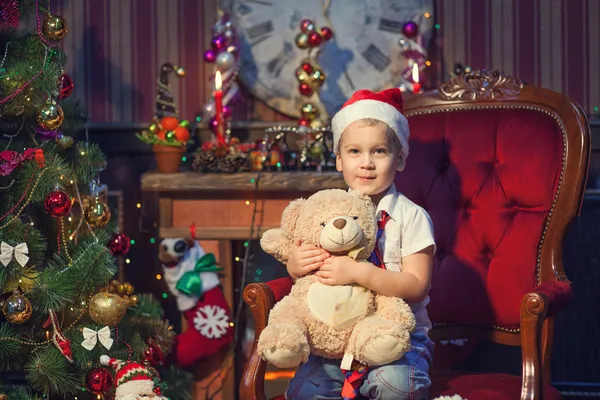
<box><xmin>175</xmin><ymin>285</ymin><xmax>234</xmax><ymax>367</ymax></box>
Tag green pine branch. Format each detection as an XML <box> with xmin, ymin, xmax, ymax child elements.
<box><xmin>161</xmin><ymin>366</ymin><xmax>194</xmax><ymax>400</ymax></box>
<box><xmin>25</xmin><ymin>346</ymin><xmax>82</xmax><ymax>395</ymax></box>
<box><xmin>0</xmin><ymin>324</ymin><xmax>21</xmax><ymax>371</ymax></box>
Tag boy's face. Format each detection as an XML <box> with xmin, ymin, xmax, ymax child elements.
<box><xmin>336</xmin><ymin>122</ymin><xmax>400</xmax><ymax>202</ymax></box>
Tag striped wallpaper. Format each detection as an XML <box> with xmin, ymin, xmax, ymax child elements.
<box><xmin>52</xmin><ymin>0</ymin><xmax>599</xmax><ymax>123</ymax></box>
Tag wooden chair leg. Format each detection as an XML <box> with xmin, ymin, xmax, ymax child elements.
<box><xmin>239</xmin><ymin>283</ymin><xmax>276</xmax><ymax>400</ymax></box>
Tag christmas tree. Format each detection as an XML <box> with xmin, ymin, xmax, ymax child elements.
<box><xmin>0</xmin><ymin>1</ymin><xmax>191</xmax><ymax>398</ymax></box>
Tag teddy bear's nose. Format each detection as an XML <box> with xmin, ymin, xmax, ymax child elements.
<box><xmin>333</xmin><ymin>218</ymin><xmax>347</xmax><ymax>229</ymax></box>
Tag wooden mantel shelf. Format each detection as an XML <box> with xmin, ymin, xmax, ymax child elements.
<box><xmin>141</xmin><ymin>171</ymin><xmax>347</xmax><ymax>192</ymax></box>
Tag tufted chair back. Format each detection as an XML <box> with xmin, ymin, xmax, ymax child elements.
<box><xmin>398</xmin><ymin>71</ymin><xmax>588</xmax><ymax>336</ymax></box>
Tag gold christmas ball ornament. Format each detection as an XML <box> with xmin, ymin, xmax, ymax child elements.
<box><xmin>311</xmin><ymin>69</ymin><xmax>326</xmax><ymax>87</ymax></box>
<box><xmin>295</xmin><ymin>33</ymin><xmax>309</xmax><ymax>49</ymax></box>
<box><xmin>88</xmin><ymin>292</ymin><xmax>127</xmax><ymax>325</ymax></box>
<box><xmin>128</xmin><ymin>294</ymin><xmax>139</xmax><ymax>306</ymax></box>
<box><xmin>301</xmin><ymin>103</ymin><xmax>319</xmax><ymax>121</ymax></box>
<box><xmin>83</xmin><ymin>197</ymin><xmax>111</xmax><ymax>228</ymax></box>
<box><xmin>37</xmin><ymin>101</ymin><xmax>64</xmax><ymax>130</ymax></box>
<box><xmin>42</xmin><ymin>14</ymin><xmax>68</xmax><ymax>40</ymax></box>
<box><xmin>1</xmin><ymin>290</ymin><xmax>32</xmax><ymax>324</ymax></box>
<box><xmin>55</xmin><ymin>134</ymin><xmax>74</xmax><ymax>149</ymax></box>
<box><xmin>122</xmin><ymin>282</ymin><xmax>134</xmax><ymax>295</ymax></box>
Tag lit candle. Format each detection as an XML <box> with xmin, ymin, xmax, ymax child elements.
<box><xmin>412</xmin><ymin>63</ymin><xmax>421</xmax><ymax>93</ymax></box>
<box><xmin>214</xmin><ymin>71</ymin><xmax>225</xmax><ymax>144</ymax></box>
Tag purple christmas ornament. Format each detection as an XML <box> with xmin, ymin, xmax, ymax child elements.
<box><xmin>36</xmin><ymin>127</ymin><xmax>59</xmax><ymax>140</ymax></box>
<box><xmin>402</xmin><ymin>21</ymin><xmax>419</xmax><ymax>38</ymax></box>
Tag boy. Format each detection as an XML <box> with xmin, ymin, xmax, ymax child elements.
<box><xmin>286</xmin><ymin>88</ymin><xmax>436</xmax><ymax>400</ymax></box>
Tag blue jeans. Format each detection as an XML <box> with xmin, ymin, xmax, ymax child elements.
<box><xmin>285</xmin><ymin>333</ymin><xmax>434</xmax><ymax>400</ymax></box>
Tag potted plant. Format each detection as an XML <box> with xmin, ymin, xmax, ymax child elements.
<box><xmin>137</xmin><ymin>116</ymin><xmax>191</xmax><ymax>173</ymax></box>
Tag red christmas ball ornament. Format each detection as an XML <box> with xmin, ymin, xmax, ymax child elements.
<box><xmin>298</xmin><ymin>118</ymin><xmax>309</xmax><ymax>127</ymax></box>
<box><xmin>320</xmin><ymin>27</ymin><xmax>333</xmax><ymax>41</ymax></box>
<box><xmin>299</xmin><ymin>82</ymin><xmax>313</xmax><ymax>97</ymax></box>
<box><xmin>301</xmin><ymin>62</ymin><xmax>314</xmax><ymax>74</ymax></box>
<box><xmin>144</xmin><ymin>342</ymin><xmax>164</xmax><ymax>366</ymax></box>
<box><xmin>57</xmin><ymin>72</ymin><xmax>74</xmax><ymax>99</ymax></box>
<box><xmin>211</xmin><ymin>35</ymin><xmax>227</xmax><ymax>52</ymax></box>
<box><xmin>85</xmin><ymin>367</ymin><xmax>113</xmax><ymax>394</ymax></box>
<box><xmin>402</xmin><ymin>21</ymin><xmax>419</xmax><ymax>38</ymax></box>
<box><xmin>108</xmin><ymin>233</ymin><xmax>131</xmax><ymax>256</ymax></box>
<box><xmin>300</xmin><ymin>19</ymin><xmax>315</xmax><ymax>33</ymax></box>
<box><xmin>44</xmin><ymin>190</ymin><xmax>72</xmax><ymax>218</ymax></box>
<box><xmin>308</xmin><ymin>32</ymin><xmax>322</xmax><ymax>47</ymax></box>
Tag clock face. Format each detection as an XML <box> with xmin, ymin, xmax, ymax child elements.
<box><xmin>231</xmin><ymin>0</ymin><xmax>434</xmax><ymax>119</ymax></box>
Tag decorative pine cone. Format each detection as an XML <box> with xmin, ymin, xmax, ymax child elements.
<box><xmin>217</xmin><ymin>153</ymin><xmax>249</xmax><ymax>173</ymax></box>
<box><xmin>192</xmin><ymin>151</ymin><xmax>218</xmax><ymax>172</ymax></box>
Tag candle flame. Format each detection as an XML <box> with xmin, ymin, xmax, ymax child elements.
<box><xmin>215</xmin><ymin>71</ymin><xmax>222</xmax><ymax>90</ymax></box>
<box><xmin>412</xmin><ymin>63</ymin><xmax>420</xmax><ymax>83</ymax></box>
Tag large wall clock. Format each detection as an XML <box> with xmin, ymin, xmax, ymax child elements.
<box><xmin>228</xmin><ymin>0</ymin><xmax>434</xmax><ymax>119</ymax></box>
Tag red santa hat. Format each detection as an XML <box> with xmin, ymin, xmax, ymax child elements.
<box><xmin>100</xmin><ymin>355</ymin><xmax>164</xmax><ymax>399</ymax></box>
<box><xmin>331</xmin><ymin>88</ymin><xmax>410</xmax><ymax>170</ymax></box>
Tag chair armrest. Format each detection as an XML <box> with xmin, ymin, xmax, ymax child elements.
<box><xmin>239</xmin><ymin>278</ymin><xmax>293</xmax><ymax>400</ymax></box>
<box><xmin>520</xmin><ymin>280</ymin><xmax>572</xmax><ymax>400</ymax></box>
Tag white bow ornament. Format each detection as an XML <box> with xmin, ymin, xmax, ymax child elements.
<box><xmin>81</xmin><ymin>326</ymin><xmax>113</xmax><ymax>351</ymax></box>
<box><xmin>0</xmin><ymin>241</ymin><xmax>29</xmax><ymax>267</ymax></box>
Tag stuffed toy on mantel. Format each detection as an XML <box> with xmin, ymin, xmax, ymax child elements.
<box><xmin>158</xmin><ymin>236</ymin><xmax>233</xmax><ymax>367</ymax></box>
<box><xmin>257</xmin><ymin>189</ymin><xmax>415</xmax><ymax>370</ymax></box>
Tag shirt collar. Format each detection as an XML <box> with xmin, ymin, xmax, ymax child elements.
<box><xmin>347</xmin><ymin>184</ymin><xmax>399</xmax><ymax>219</ymax></box>
<box><xmin>376</xmin><ymin>184</ymin><xmax>399</xmax><ymax>218</ymax></box>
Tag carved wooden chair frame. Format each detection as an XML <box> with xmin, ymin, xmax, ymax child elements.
<box><xmin>239</xmin><ymin>69</ymin><xmax>591</xmax><ymax>400</ymax></box>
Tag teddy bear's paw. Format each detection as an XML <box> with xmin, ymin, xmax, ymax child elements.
<box><xmin>353</xmin><ymin>319</ymin><xmax>411</xmax><ymax>366</ymax></box>
<box><xmin>264</xmin><ymin>346</ymin><xmax>309</xmax><ymax>368</ymax></box>
<box><xmin>360</xmin><ymin>333</ymin><xmax>407</xmax><ymax>366</ymax></box>
<box><xmin>257</xmin><ymin>323</ymin><xmax>309</xmax><ymax>368</ymax></box>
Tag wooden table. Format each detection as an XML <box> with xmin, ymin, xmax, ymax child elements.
<box><xmin>141</xmin><ymin>171</ymin><xmax>345</xmax><ymax>399</ymax></box>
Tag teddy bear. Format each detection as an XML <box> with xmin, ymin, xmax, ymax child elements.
<box><xmin>158</xmin><ymin>236</ymin><xmax>233</xmax><ymax>367</ymax></box>
<box><xmin>257</xmin><ymin>189</ymin><xmax>415</xmax><ymax>370</ymax></box>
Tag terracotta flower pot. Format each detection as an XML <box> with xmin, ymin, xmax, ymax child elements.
<box><xmin>153</xmin><ymin>144</ymin><xmax>185</xmax><ymax>173</ymax></box>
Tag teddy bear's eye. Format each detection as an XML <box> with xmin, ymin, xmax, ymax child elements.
<box><xmin>320</xmin><ymin>222</ymin><xmax>326</xmax><ymax>227</ymax></box>
<box><xmin>353</xmin><ymin>216</ymin><xmax>359</xmax><ymax>220</ymax></box>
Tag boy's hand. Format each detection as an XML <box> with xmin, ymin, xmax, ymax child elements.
<box><xmin>286</xmin><ymin>240</ymin><xmax>330</xmax><ymax>280</ymax></box>
<box><xmin>315</xmin><ymin>256</ymin><xmax>368</xmax><ymax>286</ymax></box>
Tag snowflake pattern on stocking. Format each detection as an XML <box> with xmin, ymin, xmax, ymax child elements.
<box><xmin>193</xmin><ymin>304</ymin><xmax>230</xmax><ymax>339</ymax></box>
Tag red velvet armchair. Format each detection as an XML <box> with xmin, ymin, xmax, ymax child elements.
<box><xmin>239</xmin><ymin>70</ymin><xmax>591</xmax><ymax>400</ymax></box>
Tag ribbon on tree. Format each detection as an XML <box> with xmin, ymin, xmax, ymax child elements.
<box><xmin>0</xmin><ymin>241</ymin><xmax>29</xmax><ymax>267</ymax></box>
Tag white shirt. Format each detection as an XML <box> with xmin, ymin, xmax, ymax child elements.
<box><xmin>374</xmin><ymin>184</ymin><xmax>436</xmax><ymax>334</ymax></box>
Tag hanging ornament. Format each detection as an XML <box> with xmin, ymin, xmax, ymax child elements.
<box><xmin>298</xmin><ymin>82</ymin><xmax>313</xmax><ymax>97</ymax></box>
<box><xmin>300</xmin><ymin>19</ymin><xmax>315</xmax><ymax>33</ymax></box>
<box><xmin>301</xmin><ymin>103</ymin><xmax>319</xmax><ymax>121</ymax></box>
<box><xmin>295</xmin><ymin>33</ymin><xmax>309</xmax><ymax>49</ymax></box>
<box><xmin>37</xmin><ymin>101</ymin><xmax>64</xmax><ymax>130</ymax></box>
<box><xmin>42</xmin><ymin>14</ymin><xmax>68</xmax><ymax>40</ymax></box>
<box><xmin>143</xmin><ymin>341</ymin><xmax>164</xmax><ymax>366</ymax></box>
<box><xmin>108</xmin><ymin>232</ymin><xmax>131</xmax><ymax>256</ymax></box>
<box><xmin>0</xmin><ymin>394</ymin><xmax>6</xmax><ymax>400</ymax></box>
<box><xmin>55</xmin><ymin>132</ymin><xmax>74</xmax><ymax>149</ymax></box>
<box><xmin>85</xmin><ymin>367</ymin><xmax>113</xmax><ymax>395</ymax></box>
<box><xmin>44</xmin><ymin>190</ymin><xmax>72</xmax><ymax>218</ymax></box>
<box><xmin>83</xmin><ymin>196</ymin><xmax>111</xmax><ymax>228</ymax></box>
<box><xmin>1</xmin><ymin>290</ymin><xmax>32</xmax><ymax>324</ymax></box>
<box><xmin>57</xmin><ymin>72</ymin><xmax>74</xmax><ymax>99</ymax></box>
<box><xmin>402</xmin><ymin>21</ymin><xmax>419</xmax><ymax>38</ymax></box>
<box><xmin>88</xmin><ymin>292</ymin><xmax>127</xmax><ymax>326</ymax></box>
<box><xmin>320</xmin><ymin>27</ymin><xmax>333</xmax><ymax>41</ymax></box>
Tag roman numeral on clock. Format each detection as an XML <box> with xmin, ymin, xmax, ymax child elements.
<box><xmin>246</xmin><ymin>21</ymin><xmax>274</xmax><ymax>40</ymax></box>
<box><xmin>361</xmin><ymin>43</ymin><xmax>390</xmax><ymax>72</ymax></box>
<box><xmin>379</xmin><ymin>19</ymin><xmax>403</xmax><ymax>33</ymax></box>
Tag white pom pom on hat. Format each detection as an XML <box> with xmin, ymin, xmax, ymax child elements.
<box><xmin>331</xmin><ymin>88</ymin><xmax>410</xmax><ymax>171</ymax></box>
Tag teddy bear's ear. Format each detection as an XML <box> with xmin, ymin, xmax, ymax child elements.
<box><xmin>281</xmin><ymin>197</ymin><xmax>306</xmax><ymax>233</ymax></box>
<box><xmin>349</xmin><ymin>190</ymin><xmax>374</xmax><ymax>208</ymax></box>
<box><xmin>260</xmin><ymin>228</ymin><xmax>290</xmax><ymax>263</ymax></box>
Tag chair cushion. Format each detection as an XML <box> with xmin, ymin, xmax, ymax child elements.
<box><xmin>399</xmin><ymin>109</ymin><xmax>564</xmax><ymax>329</ymax></box>
<box><xmin>430</xmin><ymin>371</ymin><xmax>562</xmax><ymax>400</ymax></box>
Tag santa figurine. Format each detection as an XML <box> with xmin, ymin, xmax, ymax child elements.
<box><xmin>100</xmin><ymin>355</ymin><xmax>168</xmax><ymax>400</ymax></box>
<box><xmin>158</xmin><ymin>227</ymin><xmax>234</xmax><ymax>367</ymax></box>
